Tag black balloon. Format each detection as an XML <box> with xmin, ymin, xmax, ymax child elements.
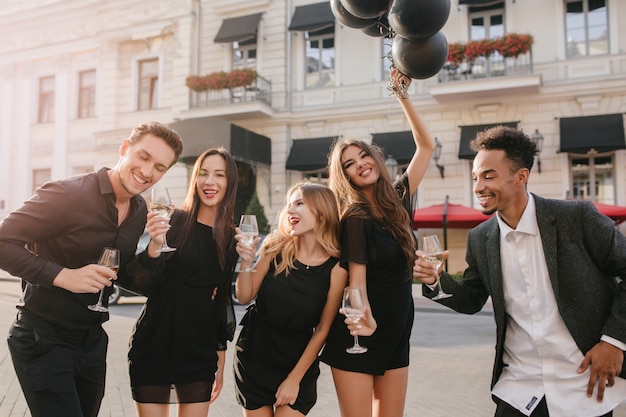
<box><xmin>389</xmin><ymin>0</ymin><xmax>451</xmax><ymax>39</ymax></box>
<box><xmin>391</xmin><ymin>32</ymin><xmax>449</xmax><ymax>79</ymax></box>
<box><xmin>361</xmin><ymin>14</ymin><xmax>392</xmax><ymax>37</ymax></box>
<box><xmin>342</xmin><ymin>0</ymin><xmax>392</xmax><ymax>20</ymax></box>
<box><xmin>330</xmin><ymin>0</ymin><xmax>377</xmax><ymax>29</ymax></box>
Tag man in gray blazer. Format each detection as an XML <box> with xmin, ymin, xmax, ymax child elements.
<box><xmin>413</xmin><ymin>126</ymin><xmax>626</xmax><ymax>417</ymax></box>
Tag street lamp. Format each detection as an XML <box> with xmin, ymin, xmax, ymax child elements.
<box><xmin>385</xmin><ymin>154</ymin><xmax>399</xmax><ymax>180</ymax></box>
<box><xmin>433</xmin><ymin>137</ymin><xmax>444</xmax><ymax>178</ymax></box>
<box><xmin>531</xmin><ymin>129</ymin><xmax>544</xmax><ymax>173</ymax></box>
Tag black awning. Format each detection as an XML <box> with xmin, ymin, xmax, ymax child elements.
<box><xmin>288</xmin><ymin>2</ymin><xmax>335</xmax><ymax>32</ymax></box>
<box><xmin>560</xmin><ymin>114</ymin><xmax>625</xmax><ymax>154</ymax></box>
<box><xmin>214</xmin><ymin>13</ymin><xmax>263</xmax><ymax>43</ymax></box>
<box><xmin>458</xmin><ymin>122</ymin><xmax>519</xmax><ymax>160</ymax></box>
<box><xmin>371</xmin><ymin>131</ymin><xmax>416</xmax><ymax>166</ymax></box>
<box><xmin>286</xmin><ymin>137</ymin><xmax>337</xmax><ymax>171</ymax></box>
<box><xmin>231</xmin><ymin>124</ymin><xmax>271</xmax><ymax>165</ymax></box>
<box><xmin>169</xmin><ymin>117</ymin><xmax>271</xmax><ymax>165</ymax></box>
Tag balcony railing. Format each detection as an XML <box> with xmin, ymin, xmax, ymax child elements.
<box><xmin>189</xmin><ymin>74</ymin><xmax>272</xmax><ymax>108</ymax></box>
<box><xmin>437</xmin><ymin>51</ymin><xmax>533</xmax><ymax>83</ymax></box>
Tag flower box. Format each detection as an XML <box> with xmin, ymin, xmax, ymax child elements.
<box><xmin>186</xmin><ymin>68</ymin><xmax>257</xmax><ymax>92</ymax></box>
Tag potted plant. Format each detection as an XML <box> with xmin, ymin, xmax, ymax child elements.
<box><xmin>495</xmin><ymin>33</ymin><xmax>534</xmax><ymax>58</ymax></box>
<box><xmin>446</xmin><ymin>42</ymin><xmax>466</xmax><ymax>66</ymax></box>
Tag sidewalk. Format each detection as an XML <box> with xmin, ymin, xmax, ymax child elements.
<box><xmin>1</xmin><ymin>275</ymin><xmax>624</xmax><ymax>417</ymax></box>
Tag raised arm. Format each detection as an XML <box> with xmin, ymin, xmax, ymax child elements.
<box><xmin>390</xmin><ymin>67</ymin><xmax>436</xmax><ymax>196</ymax></box>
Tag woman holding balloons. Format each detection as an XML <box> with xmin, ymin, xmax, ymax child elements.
<box><xmin>320</xmin><ymin>67</ymin><xmax>436</xmax><ymax>417</ymax></box>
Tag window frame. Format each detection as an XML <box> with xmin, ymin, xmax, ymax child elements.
<box><xmin>469</xmin><ymin>6</ymin><xmax>505</xmax><ymax>40</ymax></box>
<box><xmin>564</xmin><ymin>0</ymin><xmax>609</xmax><ymax>58</ymax></box>
<box><xmin>77</xmin><ymin>69</ymin><xmax>96</xmax><ymax>119</ymax></box>
<box><xmin>232</xmin><ymin>39</ymin><xmax>257</xmax><ymax>69</ymax></box>
<box><xmin>38</xmin><ymin>76</ymin><xmax>55</xmax><ymax>124</ymax></box>
<box><xmin>568</xmin><ymin>153</ymin><xmax>615</xmax><ymax>204</ymax></box>
<box><xmin>32</xmin><ymin>168</ymin><xmax>51</xmax><ymax>193</ymax></box>
<box><xmin>137</xmin><ymin>58</ymin><xmax>159</xmax><ymax>111</ymax></box>
<box><xmin>305</xmin><ymin>27</ymin><xmax>335</xmax><ymax>89</ymax></box>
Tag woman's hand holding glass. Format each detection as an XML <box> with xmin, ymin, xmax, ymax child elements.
<box><xmin>145</xmin><ymin>211</ymin><xmax>172</xmax><ymax>257</ymax></box>
<box><xmin>234</xmin><ymin>226</ymin><xmax>260</xmax><ymax>272</ymax></box>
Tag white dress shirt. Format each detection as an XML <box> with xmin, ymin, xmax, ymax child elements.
<box><xmin>491</xmin><ymin>194</ymin><xmax>626</xmax><ymax>416</ymax></box>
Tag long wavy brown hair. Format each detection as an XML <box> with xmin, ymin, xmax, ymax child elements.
<box><xmin>260</xmin><ymin>182</ymin><xmax>341</xmax><ymax>276</ymax></box>
<box><xmin>174</xmin><ymin>147</ymin><xmax>238</xmax><ymax>269</ymax></box>
<box><xmin>328</xmin><ymin>139</ymin><xmax>415</xmax><ymax>269</ymax></box>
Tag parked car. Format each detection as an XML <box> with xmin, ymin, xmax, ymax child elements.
<box><xmin>108</xmin><ymin>285</ymin><xmax>142</xmax><ymax>305</ymax></box>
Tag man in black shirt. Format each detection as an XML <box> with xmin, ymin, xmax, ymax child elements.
<box><xmin>0</xmin><ymin>121</ymin><xmax>183</xmax><ymax>417</ymax></box>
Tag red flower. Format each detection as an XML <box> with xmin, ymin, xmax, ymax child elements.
<box><xmin>447</xmin><ymin>42</ymin><xmax>466</xmax><ymax>65</ymax></box>
<box><xmin>464</xmin><ymin>39</ymin><xmax>496</xmax><ymax>62</ymax></box>
<box><xmin>496</xmin><ymin>33</ymin><xmax>534</xmax><ymax>58</ymax></box>
<box><xmin>186</xmin><ymin>69</ymin><xmax>257</xmax><ymax>91</ymax></box>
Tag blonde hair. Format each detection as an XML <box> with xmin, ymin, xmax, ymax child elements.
<box><xmin>327</xmin><ymin>139</ymin><xmax>416</xmax><ymax>269</ymax></box>
<box><xmin>260</xmin><ymin>182</ymin><xmax>340</xmax><ymax>276</ymax></box>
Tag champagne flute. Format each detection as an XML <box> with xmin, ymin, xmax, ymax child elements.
<box><xmin>342</xmin><ymin>287</ymin><xmax>368</xmax><ymax>354</ymax></box>
<box><xmin>150</xmin><ymin>185</ymin><xmax>176</xmax><ymax>253</ymax></box>
<box><xmin>88</xmin><ymin>247</ymin><xmax>120</xmax><ymax>312</ymax></box>
<box><xmin>422</xmin><ymin>235</ymin><xmax>452</xmax><ymax>300</ymax></box>
<box><xmin>239</xmin><ymin>215</ymin><xmax>258</xmax><ymax>272</ymax></box>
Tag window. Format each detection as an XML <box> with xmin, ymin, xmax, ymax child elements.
<box><xmin>565</xmin><ymin>0</ymin><xmax>608</xmax><ymax>58</ymax></box>
<box><xmin>32</xmin><ymin>168</ymin><xmax>51</xmax><ymax>193</ymax></box>
<box><xmin>138</xmin><ymin>58</ymin><xmax>159</xmax><ymax>110</ymax></box>
<box><xmin>72</xmin><ymin>165</ymin><xmax>93</xmax><ymax>176</ymax></box>
<box><xmin>306</xmin><ymin>27</ymin><xmax>335</xmax><ymax>89</ymax></box>
<box><xmin>469</xmin><ymin>7</ymin><xmax>504</xmax><ymax>40</ymax></box>
<box><xmin>38</xmin><ymin>76</ymin><xmax>55</xmax><ymax>123</ymax></box>
<box><xmin>381</xmin><ymin>39</ymin><xmax>393</xmax><ymax>77</ymax></box>
<box><xmin>569</xmin><ymin>156</ymin><xmax>614</xmax><ymax>203</ymax></box>
<box><xmin>233</xmin><ymin>39</ymin><xmax>257</xmax><ymax>69</ymax></box>
<box><xmin>78</xmin><ymin>70</ymin><xmax>96</xmax><ymax>119</ymax></box>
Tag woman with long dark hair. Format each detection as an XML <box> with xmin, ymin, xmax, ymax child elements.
<box><xmin>127</xmin><ymin>147</ymin><xmax>239</xmax><ymax>417</ymax></box>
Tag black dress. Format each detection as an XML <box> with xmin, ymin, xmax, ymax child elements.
<box><xmin>128</xmin><ymin>212</ymin><xmax>237</xmax><ymax>404</ymax></box>
<box><xmin>234</xmin><ymin>257</ymin><xmax>338</xmax><ymax>415</ymax></box>
<box><xmin>319</xmin><ymin>175</ymin><xmax>414</xmax><ymax>375</ymax></box>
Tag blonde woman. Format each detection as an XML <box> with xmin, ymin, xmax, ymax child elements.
<box><xmin>234</xmin><ymin>182</ymin><xmax>348</xmax><ymax>417</ymax></box>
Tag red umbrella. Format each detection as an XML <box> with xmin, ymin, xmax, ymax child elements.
<box><xmin>591</xmin><ymin>202</ymin><xmax>626</xmax><ymax>225</ymax></box>
<box><xmin>413</xmin><ymin>200</ymin><xmax>492</xmax><ymax>229</ymax></box>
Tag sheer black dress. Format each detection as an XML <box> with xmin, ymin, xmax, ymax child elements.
<box><xmin>320</xmin><ymin>175</ymin><xmax>415</xmax><ymax>375</ymax></box>
<box><xmin>127</xmin><ymin>211</ymin><xmax>237</xmax><ymax>403</ymax></box>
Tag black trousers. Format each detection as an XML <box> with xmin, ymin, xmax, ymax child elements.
<box><xmin>495</xmin><ymin>396</ymin><xmax>613</xmax><ymax>417</ymax></box>
<box><xmin>7</xmin><ymin>316</ymin><xmax>108</xmax><ymax>417</ymax></box>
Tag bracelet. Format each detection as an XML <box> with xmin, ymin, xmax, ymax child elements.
<box><xmin>387</xmin><ymin>79</ymin><xmax>409</xmax><ymax>99</ymax></box>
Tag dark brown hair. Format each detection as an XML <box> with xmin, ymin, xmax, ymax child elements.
<box><xmin>175</xmin><ymin>147</ymin><xmax>238</xmax><ymax>269</ymax></box>
<box><xmin>128</xmin><ymin>121</ymin><xmax>184</xmax><ymax>166</ymax></box>
<box><xmin>328</xmin><ymin>139</ymin><xmax>415</xmax><ymax>269</ymax></box>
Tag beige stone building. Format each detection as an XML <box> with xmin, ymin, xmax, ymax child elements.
<box><xmin>1</xmin><ymin>0</ymin><xmax>625</xmax><ymax>273</ymax></box>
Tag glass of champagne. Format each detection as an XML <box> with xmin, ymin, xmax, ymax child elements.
<box><xmin>150</xmin><ymin>185</ymin><xmax>176</xmax><ymax>253</ymax></box>
<box><xmin>422</xmin><ymin>235</ymin><xmax>452</xmax><ymax>300</ymax></box>
<box><xmin>342</xmin><ymin>287</ymin><xmax>368</xmax><ymax>354</ymax></box>
<box><xmin>239</xmin><ymin>215</ymin><xmax>258</xmax><ymax>272</ymax></box>
<box><xmin>88</xmin><ymin>247</ymin><xmax>120</xmax><ymax>312</ymax></box>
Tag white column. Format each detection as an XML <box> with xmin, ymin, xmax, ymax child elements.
<box><xmin>53</xmin><ymin>54</ymin><xmax>70</xmax><ymax>180</ymax></box>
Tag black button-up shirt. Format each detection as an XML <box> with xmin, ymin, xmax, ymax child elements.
<box><xmin>0</xmin><ymin>167</ymin><xmax>148</xmax><ymax>329</ymax></box>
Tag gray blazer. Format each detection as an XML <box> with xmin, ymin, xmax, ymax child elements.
<box><xmin>424</xmin><ymin>194</ymin><xmax>626</xmax><ymax>387</ymax></box>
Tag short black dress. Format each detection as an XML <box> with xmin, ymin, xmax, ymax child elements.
<box><xmin>320</xmin><ymin>175</ymin><xmax>414</xmax><ymax>375</ymax></box>
<box><xmin>128</xmin><ymin>213</ymin><xmax>237</xmax><ymax>403</ymax></box>
<box><xmin>234</xmin><ymin>257</ymin><xmax>338</xmax><ymax>415</ymax></box>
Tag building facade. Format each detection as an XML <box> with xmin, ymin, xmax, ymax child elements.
<box><xmin>1</xmin><ymin>0</ymin><xmax>625</xmax><ymax>273</ymax></box>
